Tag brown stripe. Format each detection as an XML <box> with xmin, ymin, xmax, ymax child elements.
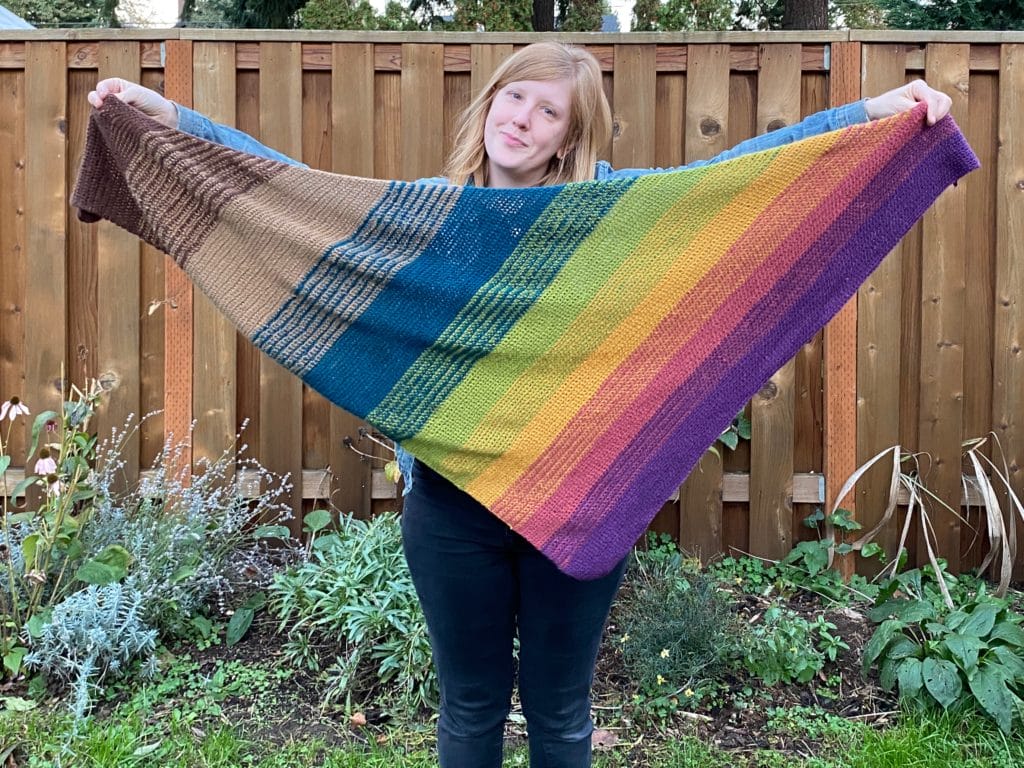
<box><xmin>124</xmin><ymin>124</ymin><xmax>286</xmax><ymax>267</ymax></box>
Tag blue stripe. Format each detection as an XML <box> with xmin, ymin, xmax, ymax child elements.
<box><xmin>305</xmin><ymin>183</ymin><xmax>563</xmax><ymax>421</ymax></box>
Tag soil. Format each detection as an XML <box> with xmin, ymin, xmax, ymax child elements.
<box><xmin>156</xmin><ymin>584</ymin><xmax>899</xmax><ymax>763</ymax></box>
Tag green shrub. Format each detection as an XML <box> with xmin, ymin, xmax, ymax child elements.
<box><xmin>615</xmin><ymin>534</ymin><xmax>739</xmax><ymax>718</ymax></box>
<box><xmin>268</xmin><ymin>512</ymin><xmax>435</xmax><ymax>717</ymax></box>
<box><xmin>864</xmin><ymin>566</ymin><xmax>1024</xmax><ymax>733</ymax></box>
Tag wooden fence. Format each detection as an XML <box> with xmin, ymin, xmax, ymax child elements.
<box><xmin>0</xmin><ymin>30</ymin><xmax>1021</xmax><ymax>577</ymax></box>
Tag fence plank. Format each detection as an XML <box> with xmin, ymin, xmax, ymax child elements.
<box><xmin>995</xmin><ymin>44</ymin><xmax>1024</xmax><ymax>579</ymax></box>
<box><xmin>857</xmin><ymin>44</ymin><xmax>909</xmax><ymax>571</ymax></box>
<box><xmin>748</xmin><ymin>44</ymin><xmax>801</xmax><ymax>562</ymax></box>
<box><xmin>822</xmin><ymin>41</ymin><xmax>862</xmax><ymax>575</ymax></box>
<box><xmin>793</xmin><ymin>70</ymin><xmax>827</xmax><ymax>546</ymax></box>
<box><xmin>24</xmin><ymin>42</ymin><xmax>66</xmax><ymax>446</ymax></box>
<box><xmin>95</xmin><ymin>41</ymin><xmax>142</xmax><ymax>487</ymax></box>
<box><xmin>328</xmin><ymin>42</ymin><xmax>376</xmax><ymax>518</ymax></box>
<box><xmin>259</xmin><ymin>42</ymin><xmax>305</xmax><ymax>530</ymax></box>
<box><xmin>470</xmin><ymin>43</ymin><xmax>512</xmax><ymax>97</ymax></box>
<box><xmin>962</xmin><ymin>71</ymin><xmax>997</xmax><ymax>447</ymax></box>
<box><xmin>333</xmin><ymin>43</ymin><xmax>374</xmax><ymax>178</ymax></box>
<box><xmin>192</xmin><ymin>42</ymin><xmax>238</xmax><ymax>469</ymax></box>
<box><xmin>960</xmin><ymin>70</ymin><xmax>998</xmax><ymax>573</ymax></box>
<box><xmin>0</xmin><ymin>70</ymin><xmax>25</xmax><ymax>458</ymax></box>
<box><xmin>235</xmin><ymin>70</ymin><xmax>261</xmax><ymax>456</ymax></box>
<box><xmin>678</xmin><ymin>44</ymin><xmax>729</xmax><ymax>561</ymax></box>
<box><xmin>138</xmin><ymin>68</ymin><xmax>165</xmax><ymax>467</ymax></box>
<box><xmin>612</xmin><ymin>44</ymin><xmax>656</xmax><ymax>169</ymax></box>
<box><xmin>654</xmin><ymin>72</ymin><xmax>684</xmax><ymax>169</ymax></box>
<box><xmin>444</xmin><ymin>72</ymin><xmax>471</xmax><ymax>164</ymax></box>
<box><xmin>301</xmin><ymin>69</ymin><xmax>334</xmax><ymax>475</ymax></box>
<box><xmin>917</xmin><ymin>43</ymin><xmax>970</xmax><ymax>571</ymax></box>
<box><xmin>375</xmin><ymin>71</ymin><xmax>401</xmax><ymax>181</ymax></box>
<box><xmin>400</xmin><ymin>43</ymin><xmax>444</xmax><ymax>181</ymax></box>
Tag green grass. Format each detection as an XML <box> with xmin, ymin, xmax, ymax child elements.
<box><xmin>3</xmin><ymin>703</ymin><xmax>1022</xmax><ymax>768</ymax></box>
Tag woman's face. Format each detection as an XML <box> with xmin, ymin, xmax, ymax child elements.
<box><xmin>483</xmin><ymin>78</ymin><xmax>574</xmax><ymax>188</ymax></box>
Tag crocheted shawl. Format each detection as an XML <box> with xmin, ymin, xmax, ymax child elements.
<box><xmin>72</xmin><ymin>98</ymin><xmax>978</xmax><ymax>579</ymax></box>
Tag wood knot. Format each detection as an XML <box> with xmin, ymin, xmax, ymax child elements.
<box><xmin>700</xmin><ymin>117</ymin><xmax>721</xmax><ymax>137</ymax></box>
<box><xmin>97</xmin><ymin>371</ymin><xmax>120</xmax><ymax>391</ymax></box>
<box><xmin>758</xmin><ymin>380</ymin><xmax>778</xmax><ymax>400</ymax></box>
<box><xmin>612</xmin><ymin>120</ymin><xmax>622</xmax><ymax>139</ymax></box>
<box><xmin>767</xmin><ymin>118</ymin><xmax>787</xmax><ymax>132</ymax></box>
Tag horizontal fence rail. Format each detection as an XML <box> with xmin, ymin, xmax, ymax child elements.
<box><xmin>0</xmin><ymin>31</ymin><xmax>1020</xmax><ymax>578</ymax></box>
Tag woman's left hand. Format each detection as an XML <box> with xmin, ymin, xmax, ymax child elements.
<box><xmin>864</xmin><ymin>79</ymin><xmax>954</xmax><ymax>126</ymax></box>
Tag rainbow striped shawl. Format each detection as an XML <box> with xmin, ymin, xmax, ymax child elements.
<box><xmin>72</xmin><ymin>98</ymin><xmax>978</xmax><ymax>579</ymax></box>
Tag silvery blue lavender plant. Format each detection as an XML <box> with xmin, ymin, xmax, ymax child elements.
<box><xmin>24</xmin><ymin>583</ymin><xmax>158</xmax><ymax>720</ymax></box>
<box><xmin>81</xmin><ymin>422</ymin><xmax>294</xmax><ymax>638</ymax></box>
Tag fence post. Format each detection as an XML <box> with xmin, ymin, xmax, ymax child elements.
<box><xmin>163</xmin><ymin>39</ymin><xmax>194</xmax><ymax>476</ymax></box>
<box><xmin>825</xmin><ymin>41</ymin><xmax>861</xmax><ymax>579</ymax></box>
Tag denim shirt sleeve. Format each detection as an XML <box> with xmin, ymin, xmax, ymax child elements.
<box><xmin>596</xmin><ymin>100</ymin><xmax>869</xmax><ymax>180</ymax></box>
<box><xmin>176</xmin><ymin>104</ymin><xmax>308</xmax><ymax>168</ymax></box>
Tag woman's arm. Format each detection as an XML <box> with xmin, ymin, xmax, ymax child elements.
<box><xmin>599</xmin><ymin>79</ymin><xmax>953</xmax><ymax>180</ymax></box>
<box><xmin>89</xmin><ymin>78</ymin><xmax>305</xmax><ymax>167</ymax></box>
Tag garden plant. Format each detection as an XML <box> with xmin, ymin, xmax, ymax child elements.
<box><xmin>0</xmin><ymin>388</ymin><xmax>1022</xmax><ymax>766</ymax></box>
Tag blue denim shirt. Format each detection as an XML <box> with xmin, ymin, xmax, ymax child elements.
<box><xmin>176</xmin><ymin>100</ymin><xmax>869</xmax><ymax>493</ymax></box>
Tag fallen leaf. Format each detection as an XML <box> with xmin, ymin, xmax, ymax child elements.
<box><xmin>591</xmin><ymin>729</ymin><xmax>619</xmax><ymax>750</ymax></box>
<box><xmin>350</xmin><ymin>712</ymin><xmax>367</xmax><ymax>727</ymax></box>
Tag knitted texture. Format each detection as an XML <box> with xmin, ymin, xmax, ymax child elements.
<box><xmin>72</xmin><ymin>99</ymin><xmax>978</xmax><ymax>579</ymax></box>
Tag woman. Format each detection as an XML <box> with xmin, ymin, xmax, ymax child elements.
<box><xmin>90</xmin><ymin>42</ymin><xmax>951</xmax><ymax>768</ymax></box>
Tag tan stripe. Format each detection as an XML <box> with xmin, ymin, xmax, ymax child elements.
<box><xmin>185</xmin><ymin>167</ymin><xmax>389</xmax><ymax>337</ymax></box>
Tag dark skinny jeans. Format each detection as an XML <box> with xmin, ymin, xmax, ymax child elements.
<box><xmin>401</xmin><ymin>460</ymin><xmax>627</xmax><ymax>768</ymax></box>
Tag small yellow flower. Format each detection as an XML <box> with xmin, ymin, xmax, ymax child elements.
<box><xmin>656</xmin><ymin>674</ymin><xmax>666</xmax><ymax>686</ymax></box>
<box><xmin>684</xmin><ymin>688</ymin><xmax>695</xmax><ymax>698</ymax></box>
<box><xmin>734</xmin><ymin>577</ymin><xmax>743</xmax><ymax>585</ymax></box>
<box><xmin>660</xmin><ymin>648</ymin><xmax>670</xmax><ymax>659</ymax></box>
<box><xmin>619</xmin><ymin>633</ymin><xmax>630</xmax><ymax>644</ymax></box>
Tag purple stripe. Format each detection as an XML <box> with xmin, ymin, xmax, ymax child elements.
<box><xmin>553</xmin><ymin>125</ymin><xmax>978</xmax><ymax>580</ymax></box>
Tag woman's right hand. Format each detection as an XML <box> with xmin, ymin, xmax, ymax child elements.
<box><xmin>87</xmin><ymin>78</ymin><xmax>179</xmax><ymax>129</ymax></box>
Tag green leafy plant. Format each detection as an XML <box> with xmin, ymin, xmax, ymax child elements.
<box><xmin>864</xmin><ymin>566</ymin><xmax>1024</xmax><ymax>733</ymax></box>
<box><xmin>740</xmin><ymin>605</ymin><xmax>847</xmax><ymax>687</ymax></box>
<box><xmin>774</xmin><ymin>508</ymin><xmax>882</xmax><ymax>605</ymax></box>
<box><xmin>269</xmin><ymin>512</ymin><xmax>435</xmax><ymax>717</ymax></box>
<box><xmin>0</xmin><ymin>382</ymin><xmax>109</xmax><ymax>680</ymax></box>
<box><xmin>711</xmin><ymin>411</ymin><xmax>751</xmax><ymax>455</ymax></box>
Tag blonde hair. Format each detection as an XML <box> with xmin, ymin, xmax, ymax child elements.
<box><xmin>444</xmin><ymin>42</ymin><xmax>612</xmax><ymax>187</ymax></box>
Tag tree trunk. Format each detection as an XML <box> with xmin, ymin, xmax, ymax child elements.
<box><xmin>533</xmin><ymin>0</ymin><xmax>555</xmax><ymax>30</ymax></box>
<box><xmin>781</xmin><ymin>0</ymin><xmax>827</xmax><ymax>29</ymax></box>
